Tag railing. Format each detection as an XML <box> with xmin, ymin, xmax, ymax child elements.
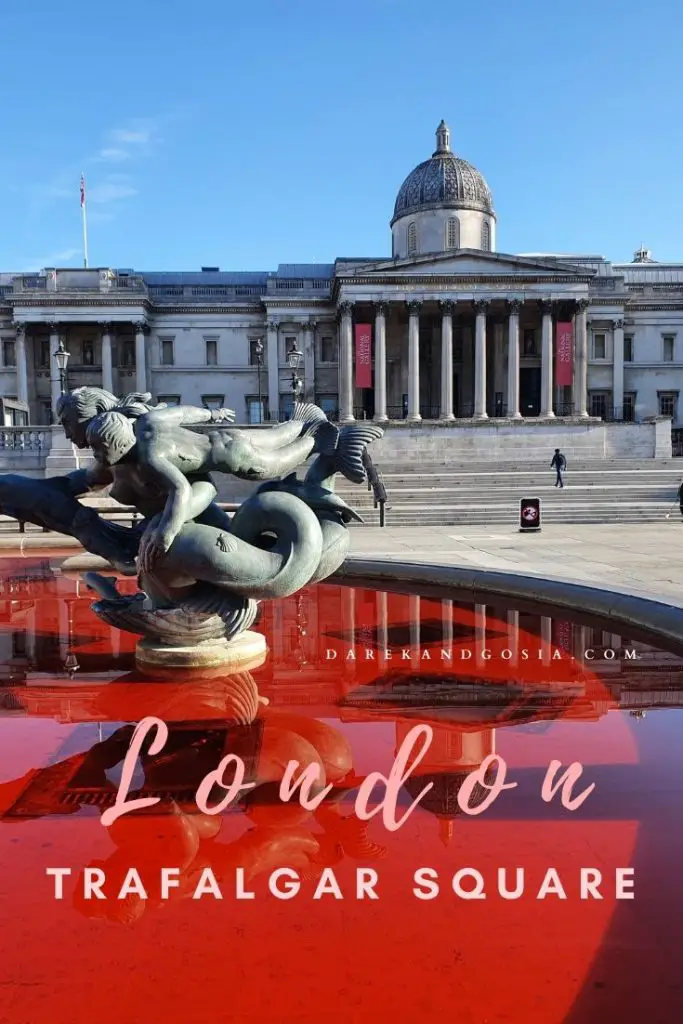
<box><xmin>0</xmin><ymin>428</ymin><xmax>49</xmax><ymax>451</ymax></box>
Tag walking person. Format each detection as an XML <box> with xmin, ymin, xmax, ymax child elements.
<box><xmin>551</xmin><ymin>448</ymin><xmax>566</xmax><ymax>488</ymax></box>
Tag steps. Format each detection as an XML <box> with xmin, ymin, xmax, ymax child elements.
<box><xmin>337</xmin><ymin>460</ymin><xmax>683</xmax><ymax>526</ymax></box>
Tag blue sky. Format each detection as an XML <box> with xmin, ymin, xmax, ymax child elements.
<box><xmin>1</xmin><ymin>0</ymin><xmax>682</xmax><ymax>272</ymax></box>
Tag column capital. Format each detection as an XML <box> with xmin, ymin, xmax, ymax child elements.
<box><xmin>538</xmin><ymin>299</ymin><xmax>554</xmax><ymax>315</ymax></box>
<box><xmin>375</xmin><ymin>301</ymin><xmax>388</xmax><ymax>318</ymax></box>
<box><xmin>301</xmin><ymin>318</ymin><xmax>317</xmax><ymax>332</ymax></box>
<box><xmin>133</xmin><ymin>321</ymin><xmax>150</xmax><ymax>335</ymax></box>
<box><xmin>507</xmin><ymin>299</ymin><xmax>522</xmax><ymax>315</ymax></box>
<box><xmin>47</xmin><ymin>321</ymin><xmax>62</xmax><ymax>335</ymax></box>
<box><xmin>99</xmin><ymin>320</ymin><xmax>115</xmax><ymax>333</ymax></box>
<box><xmin>613</xmin><ymin>318</ymin><xmax>624</xmax><ymax>330</ymax></box>
<box><xmin>439</xmin><ymin>299</ymin><xmax>455</xmax><ymax>315</ymax></box>
<box><xmin>406</xmin><ymin>300</ymin><xmax>423</xmax><ymax>316</ymax></box>
<box><xmin>337</xmin><ymin>301</ymin><xmax>353</xmax><ymax>320</ymax></box>
<box><xmin>266</xmin><ymin>318</ymin><xmax>279</xmax><ymax>332</ymax></box>
<box><xmin>576</xmin><ymin>298</ymin><xmax>590</xmax><ymax>313</ymax></box>
<box><xmin>474</xmin><ymin>299</ymin><xmax>490</xmax><ymax>315</ymax></box>
<box><xmin>11</xmin><ymin>321</ymin><xmax>26</xmax><ymax>337</ymax></box>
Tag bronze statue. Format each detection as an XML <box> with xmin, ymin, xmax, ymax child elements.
<box><xmin>0</xmin><ymin>387</ymin><xmax>383</xmax><ymax>666</ymax></box>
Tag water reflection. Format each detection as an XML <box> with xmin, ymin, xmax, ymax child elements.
<box><xmin>1</xmin><ymin>557</ymin><xmax>683</xmax><ymax>1022</ymax></box>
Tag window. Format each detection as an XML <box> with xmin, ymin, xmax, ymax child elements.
<box><xmin>663</xmin><ymin>335</ymin><xmax>675</xmax><ymax>362</ymax></box>
<box><xmin>246</xmin><ymin>396</ymin><xmax>268</xmax><ymax>423</ymax></box>
<box><xmin>658</xmin><ymin>391</ymin><xmax>678</xmax><ymax>419</ymax></box>
<box><xmin>522</xmin><ymin>330</ymin><xmax>537</xmax><ymax>356</ymax></box>
<box><xmin>157</xmin><ymin>394</ymin><xmax>181</xmax><ymax>406</ymax></box>
<box><xmin>120</xmin><ymin>339</ymin><xmax>135</xmax><ymax>367</ymax></box>
<box><xmin>589</xmin><ymin>391</ymin><xmax>609</xmax><ymax>419</ymax></box>
<box><xmin>319</xmin><ymin>336</ymin><xmax>337</xmax><ymax>363</ymax></box>
<box><xmin>249</xmin><ymin>338</ymin><xmax>264</xmax><ymax>365</ymax></box>
<box><xmin>623</xmin><ymin>392</ymin><xmax>636</xmax><ymax>422</ymax></box>
<box><xmin>481</xmin><ymin>220</ymin><xmax>491</xmax><ymax>252</ymax></box>
<box><xmin>280</xmin><ymin>393</ymin><xmax>295</xmax><ymax>420</ymax></box>
<box><xmin>624</xmin><ymin>335</ymin><xmax>634</xmax><ymax>362</ymax></box>
<box><xmin>284</xmin><ymin>336</ymin><xmax>297</xmax><ymax>358</ymax></box>
<box><xmin>160</xmin><ymin>337</ymin><xmax>174</xmax><ymax>366</ymax></box>
<box><xmin>82</xmin><ymin>339</ymin><xmax>94</xmax><ymax>366</ymax></box>
<box><xmin>592</xmin><ymin>333</ymin><xmax>606</xmax><ymax>360</ymax></box>
<box><xmin>316</xmin><ymin>394</ymin><xmax>339</xmax><ymax>419</ymax></box>
<box><xmin>2</xmin><ymin>340</ymin><xmax>16</xmax><ymax>367</ymax></box>
<box><xmin>12</xmin><ymin>632</ymin><xmax>27</xmax><ymax>658</ymax></box>
<box><xmin>201</xmin><ymin>394</ymin><xmax>224</xmax><ymax>411</ymax></box>
<box><xmin>205</xmin><ymin>338</ymin><xmax>218</xmax><ymax>365</ymax></box>
<box><xmin>37</xmin><ymin>338</ymin><xmax>50</xmax><ymax>368</ymax></box>
<box><xmin>446</xmin><ymin>217</ymin><xmax>460</xmax><ymax>250</ymax></box>
<box><xmin>407</xmin><ymin>222</ymin><xmax>417</xmax><ymax>255</ymax></box>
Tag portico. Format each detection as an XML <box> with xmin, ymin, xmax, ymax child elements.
<box><xmin>335</xmin><ymin>252</ymin><xmax>593</xmax><ymax>423</ymax></box>
<box><xmin>8</xmin><ymin>318</ymin><xmax>149</xmax><ymax>423</ymax></box>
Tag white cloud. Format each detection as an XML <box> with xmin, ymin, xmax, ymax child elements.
<box><xmin>17</xmin><ymin>248</ymin><xmax>80</xmax><ymax>272</ymax></box>
<box><xmin>87</xmin><ymin>179</ymin><xmax>138</xmax><ymax>204</ymax></box>
<box><xmin>97</xmin><ymin>147</ymin><xmax>130</xmax><ymax>162</ymax></box>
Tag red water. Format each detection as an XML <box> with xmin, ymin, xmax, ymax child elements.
<box><xmin>1</xmin><ymin>557</ymin><xmax>682</xmax><ymax>1023</ymax></box>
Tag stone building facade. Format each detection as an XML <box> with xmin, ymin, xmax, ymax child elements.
<box><xmin>1</xmin><ymin>121</ymin><xmax>682</xmax><ymax>450</ymax></box>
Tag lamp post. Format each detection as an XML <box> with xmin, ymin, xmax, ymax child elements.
<box><xmin>255</xmin><ymin>338</ymin><xmax>264</xmax><ymax>423</ymax></box>
<box><xmin>287</xmin><ymin>346</ymin><xmax>304</xmax><ymax>413</ymax></box>
<box><xmin>54</xmin><ymin>339</ymin><xmax>70</xmax><ymax>395</ymax></box>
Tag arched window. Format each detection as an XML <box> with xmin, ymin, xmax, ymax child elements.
<box><xmin>407</xmin><ymin>222</ymin><xmax>417</xmax><ymax>255</ymax></box>
<box><xmin>446</xmin><ymin>217</ymin><xmax>460</xmax><ymax>250</ymax></box>
<box><xmin>481</xmin><ymin>220</ymin><xmax>491</xmax><ymax>252</ymax></box>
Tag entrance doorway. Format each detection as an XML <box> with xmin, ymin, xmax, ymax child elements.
<box><xmin>520</xmin><ymin>368</ymin><xmax>541</xmax><ymax>417</ymax></box>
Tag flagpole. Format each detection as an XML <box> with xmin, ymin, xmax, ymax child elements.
<box><xmin>80</xmin><ymin>173</ymin><xmax>89</xmax><ymax>268</ymax></box>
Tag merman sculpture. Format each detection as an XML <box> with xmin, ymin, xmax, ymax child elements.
<box><xmin>0</xmin><ymin>388</ymin><xmax>382</xmax><ymax>672</ymax></box>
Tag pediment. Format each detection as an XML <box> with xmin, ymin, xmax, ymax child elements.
<box><xmin>337</xmin><ymin>249</ymin><xmax>594</xmax><ymax>279</ymax></box>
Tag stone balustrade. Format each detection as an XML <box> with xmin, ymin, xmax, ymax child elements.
<box><xmin>0</xmin><ymin>427</ymin><xmax>50</xmax><ymax>451</ymax></box>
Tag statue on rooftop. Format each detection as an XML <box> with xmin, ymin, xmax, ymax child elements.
<box><xmin>0</xmin><ymin>387</ymin><xmax>383</xmax><ymax>671</ymax></box>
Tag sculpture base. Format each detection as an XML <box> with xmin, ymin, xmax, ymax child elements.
<box><xmin>135</xmin><ymin>630</ymin><xmax>267</xmax><ymax>678</ymax></box>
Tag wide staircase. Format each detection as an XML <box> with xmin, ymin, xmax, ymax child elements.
<box><xmin>336</xmin><ymin>459</ymin><xmax>683</xmax><ymax>527</ymax></box>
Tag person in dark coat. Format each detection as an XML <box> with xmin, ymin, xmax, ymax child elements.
<box><xmin>550</xmin><ymin>448</ymin><xmax>566</xmax><ymax>488</ymax></box>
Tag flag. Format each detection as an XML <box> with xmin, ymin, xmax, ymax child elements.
<box><xmin>80</xmin><ymin>174</ymin><xmax>86</xmax><ymax>208</ymax></box>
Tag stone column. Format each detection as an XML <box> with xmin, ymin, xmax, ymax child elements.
<box><xmin>302</xmin><ymin>320</ymin><xmax>316</xmax><ymax>403</ymax></box>
<box><xmin>574</xmin><ymin>300</ymin><xmax>589</xmax><ymax>417</ymax></box>
<box><xmin>506</xmin><ymin>609</ymin><xmax>519</xmax><ymax>668</ymax></box>
<box><xmin>540</xmin><ymin>301</ymin><xmax>555</xmax><ymax>417</ymax></box>
<box><xmin>338</xmin><ymin>302</ymin><xmax>355</xmax><ymax>423</ymax></box>
<box><xmin>439</xmin><ymin>299</ymin><xmax>455</xmax><ymax>420</ymax></box>
<box><xmin>100</xmin><ymin>322</ymin><xmax>114</xmax><ymax>395</ymax></box>
<box><xmin>493</xmin><ymin>319</ymin><xmax>504</xmax><ymax>415</ymax></box>
<box><xmin>48</xmin><ymin>324</ymin><xmax>62</xmax><ymax>414</ymax></box>
<box><xmin>406</xmin><ymin>300</ymin><xmax>422</xmax><ymax>422</ymax></box>
<box><xmin>409</xmin><ymin>593</ymin><xmax>421</xmax><ymax>671</ymax></box>
<box><xmin>506</xmin><ymin>299</ymin><xmax>522</xmax><ymax>418</ymax></box>
<box><xmin>134</xmin><ymin>322</ymin><xmax>148</xmax><ymax>394</ymax></box>
<box><xmin>474</xmin><ymin>300</ymin><xmax>489</xmax><ymax>419</ymax></box>
<box><xmin>612</xmin><ymin>317</ymin><xmax>624</xmax><ymax>417</ymax></box>
<box><xmin>13</xmin><ymin>323</ymin><xmax>29</xmax><ymax>406</ymax></box>
<box><xmin>475</xmin><ymin>602</ymin><xmax>487</xmax><ymax>666</ymax></box>
<box><xmin>541</xmin><ymin>615</ymin><xmax>553</xmax><ymax>667</ymax></box>
<box><xmin>266</xmin><ymin>319</ymin><xmax>280</xmax><ymax>422</ymax></box>
<box><xmin>374</xmin><ymin>302</ymin><xmax>388</xmax><ymax>422</ymax></box>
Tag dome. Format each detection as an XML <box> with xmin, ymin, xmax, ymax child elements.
<box><xmin>391</xmin><ymin>120</ymin><xmax>494</xmax><ymax>225</ymax></box>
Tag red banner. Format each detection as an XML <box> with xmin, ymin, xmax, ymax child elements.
<box><xmin>355</xmin><ymin>323</ymin><xmax>372</xmax><ymax>389</ymax></box>
<box><xmin>555</xmin><ymin>321</ymin><xmax>573</xmax><ymax>387</ymax></box>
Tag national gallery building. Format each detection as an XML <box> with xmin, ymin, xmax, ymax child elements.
<box><xmin>1</xmin><ymin>121</ymin><xmax>682</xmax><ymax>459</ymax></box>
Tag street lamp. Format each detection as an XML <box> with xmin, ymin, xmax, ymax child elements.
<box><xmin>54</xmin><ymin>339</ymin><xmax>71</xmax><ymax>395</ymax></box>
<box><xmin>287</xmin><ymin>346</ymin><xmax>303</xmax><ymax>411</ymax></box>
<box><xmin>254</xmin><ymin>338</ymin><xmax>264</xmax><ymax>423</ymax></box>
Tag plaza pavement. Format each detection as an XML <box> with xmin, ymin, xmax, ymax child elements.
<box><xmin>345</xmin><ymin>521</ymin><xmax>683</xmax><ymax>608</ymax></box>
